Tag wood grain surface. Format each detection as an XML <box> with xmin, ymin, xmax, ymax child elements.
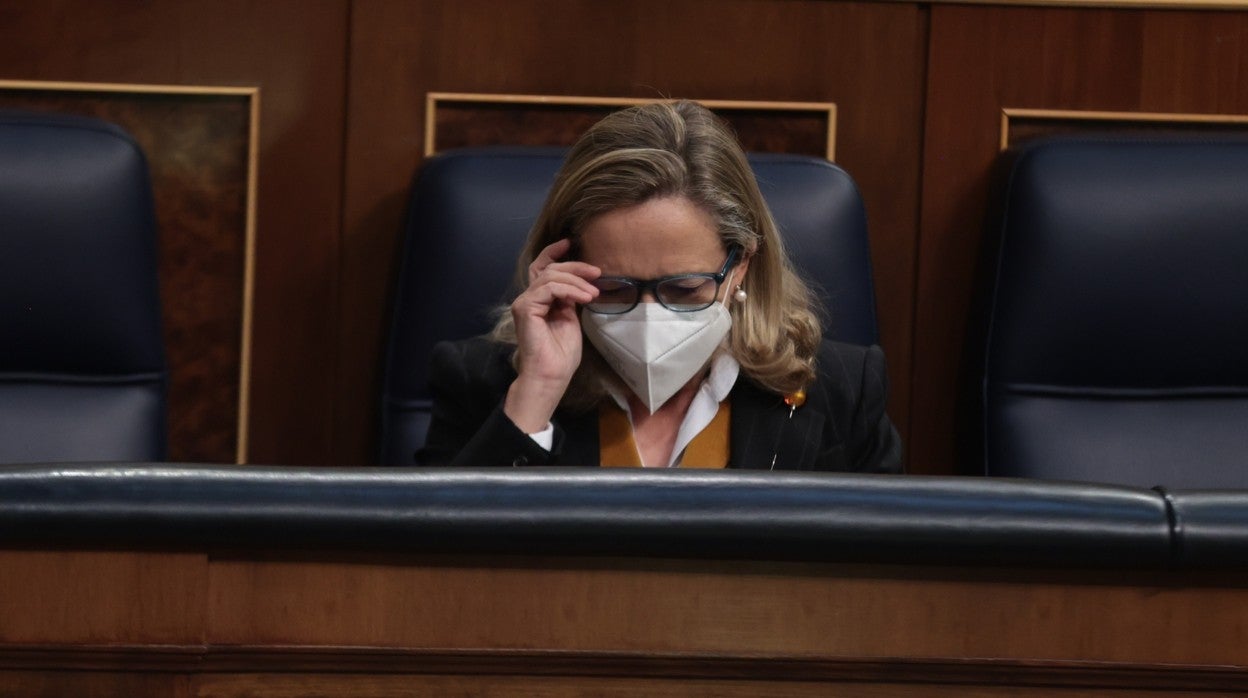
<box><xmin>2</xmin><ymin>549</ymin><xmax>1247</xmax><ymax>693</ymax></box>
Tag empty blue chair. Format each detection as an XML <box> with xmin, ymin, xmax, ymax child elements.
<box><xmin>982</xmin><ymin>135</ymin><xmax>1248</xmax><ymax>487</ymax></box>
<box><xmin>0</xmin><ymin>111</ymin><xmax>167</xmax><ymax>463</ymax></box>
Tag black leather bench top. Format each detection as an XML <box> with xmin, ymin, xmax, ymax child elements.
<box><xmin>2</xmin><ymin>463</ymin><xmax>1214</xmax><ymax>568</ymax></box>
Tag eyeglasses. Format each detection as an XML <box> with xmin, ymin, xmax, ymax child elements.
<box><xmin>585</xmin><ymin>246</ymin><xmax>742</xmax><ymax>314</ymax></box>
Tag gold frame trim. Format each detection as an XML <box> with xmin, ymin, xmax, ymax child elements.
<box><xmin>928</xmin><ymin>0</ymin><xmax>1246</xmax><ymax>9</ymax></box>
<box><xmin>1000</xmin><ymin>107</ymin><xmax>1248</xmax><ymax>150</ymax></box>
<box><xmin>0</xmin><ymin>78</ymin><xmax>260</xmax><ymax>465</ymax></box>
<box><xmin>425</xmin><ymin>92</ymin><xmax>838</xmax><ymax>161</ymax></box>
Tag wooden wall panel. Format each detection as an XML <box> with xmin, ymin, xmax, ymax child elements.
<box><xmin>0</xmin><ymin>551</ymin><xmax>205</xmax><ymax>645</ymax></box>
<box><xmin>188</xmin><ymin>673</ymin><xmax>1247</xmax><ymax>697</ymax></box>
<box><xmin>202</xmin><ymin>555</ymin><xmax>1248</xmax><ymax>668</ymax></box>
<box><xmin>427</xmin><ymin>95</ymin><xmax>836</xmax><ymax>159</ymax></box>
<box><xmin>914</xmin><ymin>6</ymin><xmax>1248</xmax><ymax>474</ymax></box>
<box><xmin>0</xmin><ymin>672</ymin><xmax>190</xmax><ymax>698</ymax></box>
<box><xmin>4</xmin><ymin>549</ymin><xmax>1248</xmax><ymax>693</ymax></box>
<box><xmin>4</xmin><ymin>0</ymin><xmax>1243</xmax><ymax>472</ymax></box>
<box><xmin>338</xmin><ymin>0</ymin><xmax>927</xmax><ymax>465</ymax></box>
<box><xmin>1003</xmin><ymin>109</ymin><xmax>1248</xmax><ymax>149</ymax></box>
<box><xmin>0</xmin><ymin>0</ymin><xmax>349</xmax><ymax>466</ymax></box>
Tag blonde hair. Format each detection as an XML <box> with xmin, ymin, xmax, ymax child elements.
<box><xmin>492</xmin><ymin>100</ymin><xmax>822</xmax><ymax>409</ymax></box>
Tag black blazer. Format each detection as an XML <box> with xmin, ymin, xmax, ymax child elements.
<box><xmin>417</xmin><ymin>336</ymin><xmax>902</xmax><ymax>472</ymax></box>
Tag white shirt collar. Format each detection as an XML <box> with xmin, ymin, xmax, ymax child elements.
<box><xmin>604</xmin><ymin>351</ymin><xmax>740</xmax><ymax>467</ymax></box>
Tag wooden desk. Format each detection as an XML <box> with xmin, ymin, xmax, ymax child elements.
<box><xmin>2</xmin><ymin>548</ymin><xmax>1246</xmax><ymax>696</ymax></box>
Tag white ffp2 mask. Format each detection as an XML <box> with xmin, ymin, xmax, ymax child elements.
<box><xmin>581</xmin><ymin>302</ymin><xmax>732</xmax><ymax>414</ymax></box>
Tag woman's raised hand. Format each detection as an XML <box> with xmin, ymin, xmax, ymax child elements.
<box><xmin>503</xmin><ymin>238</ymin><xmax>600</xmax><ymax>433</ymax></box>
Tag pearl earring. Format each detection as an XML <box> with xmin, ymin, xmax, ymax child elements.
<box><xmin>733</xmin><ymin>285</ymin><xmax>748</xmax><ymax>302</ymax></box>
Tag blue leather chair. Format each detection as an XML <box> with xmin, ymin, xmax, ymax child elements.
<box><xmin>982</xmin><ymin>135</ymin><xmax>1248</xmax><ymax>487</ymax></box>
<box><xmin>381</xmin><ymin>146</ymin><xmax>880</xmax><ymax>464</ymax></box>
<box><xmin>0</xmin><ymin>111</ymin><xmax>167</xmax><ymax>463</ymax></box>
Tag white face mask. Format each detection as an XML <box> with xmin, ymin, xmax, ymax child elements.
<box><xmin>581</xmin><ymin>301</ymin><xmax>732</xmax><ymax>414</ymax></box>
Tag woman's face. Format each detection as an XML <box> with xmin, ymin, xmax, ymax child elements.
<box><xmin>577</xmin><ymin>195</ymin><xmax>748</xmax><ymax>305</ymax></box>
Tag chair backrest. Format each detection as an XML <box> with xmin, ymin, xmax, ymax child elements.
<box><xmin>381</xmin><ymin>146</ymin><xmax>879</xmax><ymax>464</ymax></box>
<box><xmin>982</xmin><ymin>135</ymin><xmax>1248</xmax><ymax>487</ymax></box>
<box><xmin>0</xmin><ymin>110</ymin><xmax>167</xmax><ymax>463</ymax></box>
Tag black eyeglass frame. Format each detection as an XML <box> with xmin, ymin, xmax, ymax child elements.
<box><xmin>585</xmin><ymin>246</ymin><xmax>744</xmax><ymax>315</ymax></box>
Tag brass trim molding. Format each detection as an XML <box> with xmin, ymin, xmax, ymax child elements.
<box><xmin>0</xmin><ymin>79</ymin><xmax>257</xmax><ymax>96</ymax></box>
<box><xmin>425</xmin><ymin>92</ymin><xmax>838</xmax><ymax>160</ymax></box>
<box><xmin>1000</xmin><ymin>107</ymin><xmax>1248</xmax><ymax>150</ymax></box>
<box><xmin>0</xmin><ymin>79</ymin><xmax>260</xmax><ymax>465</ymax></box>
<box><xmin>926</xmin><ymin>0</ymin><xmax>1247</xmax><ymax>10</ymax></box>
<box><xmin>238</xmin><ymin>90</ymin><xmax>260</xmax><ymax>466</ymax></box>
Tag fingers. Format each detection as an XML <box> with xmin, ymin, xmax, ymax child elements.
<box><xmin>511</xmin><ymin>240</ymin><xmax>601</xmax><ymax>383</ymax></box>
<box><xmin>529</xmin><ymin>239</ymin><xmax>600</xmax><ymax>284</ymax></box>
<box><xmin>523</xmin><ymin>239</ymin><xmax>601</xmax><ymax>308</ymax></box>
<box><xmin>514</xmin><ymin>277</ymin><xmax>597</xmax><ymax>314</ymax></box>
<box><xmin>533</xmin><ymin>266</ymin><xmax>600</xmax><ymax>301</ymax></box>
<box><xmin>531</xmin><ymin>237</ymin><xmax>572</xmax><ymax>268</ymax></box>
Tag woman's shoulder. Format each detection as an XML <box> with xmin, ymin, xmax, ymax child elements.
<box><xmin>810</xmin><ymin>338</ymin><xmax>901</xmax><ymax>472</ymax></box>
<box><xmin>430</xmin><ymin>335</ymin><xmax>518</xmax><ymax>388</ymax></box>
<box><xmin>815</xmin><ymin>337</ymin><xmax>879</xmax><ymax>360</ymax></box>
<box><xmin>734</xmin><ymin>339</ymin><xmax>886</xmax><ymax>401</ymax></box>
<box><xmin>432</xmin><ymin>334</ymin><xmax>514</xmax><ymax>362</ymax></box>
<box><xmin>810</xmin><ymin>338</ymin><xmax>888</xmax><ymax>398</ymax></box>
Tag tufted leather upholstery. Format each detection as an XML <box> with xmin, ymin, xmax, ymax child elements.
<box><xmin>982</xmin><ymin>136</ymin><xmax>1248</xmax><ymax>487</ymax></box>
<box><xmin>0</xmin><ymin>111</ymin><xmax>167</xmax><ymax>463</ymax></box>
<box><xmin>381</xmin><ymin>147</ymin><xmax>879</xmax><ymax>463</ymax></box>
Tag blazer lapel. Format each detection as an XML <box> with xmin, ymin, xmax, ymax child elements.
<box><xmin>556</xmin><ymin>407</ymin><xmax>601</xmax><ymax>466</ymax></box>
<box><xmin>729</xmin><ymin>380</ymin><xmax>824</xmax><ymax>470</ymax></box>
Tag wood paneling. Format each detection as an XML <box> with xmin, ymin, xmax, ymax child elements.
<box><xmin>7</xmin><ymin>645</ymin><xmax>1248</xmax><ymax>693</ymax></box>
<box><xmin>338</xmin><ymin>0</ymin><xmax>927</xmax><ymax>465</ymax></box>
<box><xmin>428</xmin><ymin>95</ymin><xmax>836</xmax><ymax>159</ymax></box>
<box><xmin>0</xmin><ymin>672</ymin><xmax>189</xmax><ymax>698</ymax></box>
<box><xmin>0</xmin><ymin>0</ymin><xmax>350</xmax><ymax>466</ymax></box>
<box><xmin>2</xmin><ymin>549</ymin><xmax>1248</xmax><ymax>692</ymax></box>
<box><xmin>188</xmin><ymin>673</ymin><xmax>1248</xmax><ymax>697</ymax></box>
<box><xmin>2</xmin><ymin>0</ymin><xmax>1245</xmax><ymax>473</ymax></box>
<box><xmin>203</xmin><ymin>555</ymin><xmax>1248</xmax><ymax>666</ymax></box>
<box><xmin>1003</xmin><ymin>109</ymin><xmax>1248</xmax><ymax>150</ymax></box>
<box><xmin>0</xmin><ymin>551</ymin><xmax>205</xmax><ymax>644</ymax></box>
<box><xmin>914</xmin><ymin>5</ymin><xmax>1248</xmax><ymax>474</ymax></box>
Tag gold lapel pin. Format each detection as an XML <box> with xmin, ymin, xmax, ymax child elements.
<box><xmin>770</xmin><ymin>388</ymin><xmax>808</xmax><ymax>470</ymax></box>
<box><xmin>783</xmin><ymin>388</ymin><xmax>806</xmax><ymax>414</ymax></box>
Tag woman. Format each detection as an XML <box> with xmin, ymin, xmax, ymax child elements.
<box><xmin>417</xmin><ymin>100</ymin><xmax>902</xmax><ymax>472</ymax></box>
